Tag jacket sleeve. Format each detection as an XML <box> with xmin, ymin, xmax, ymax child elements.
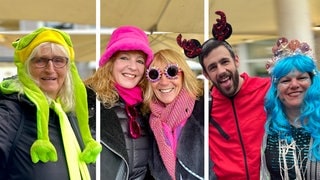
<box><xmin>0</xmin><ymin>99</ymin><xmax>23</xmax><ymax>178</ymax></box>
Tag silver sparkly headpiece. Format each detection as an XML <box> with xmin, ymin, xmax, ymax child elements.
<box><xmin>266</xmin><ymin>37</ymin><xmax>314</xmax><ymax>74</ymax></box>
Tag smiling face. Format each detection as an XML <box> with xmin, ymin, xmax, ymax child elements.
<box><xmin>29</xmin><ymin>43</ymin><xmax>68</xmax><ymax>99</ymax></box>
<box><xmin>277</xmin><ymin>70</ymin><xmax>311</xmax><ymax>110</ymax></box>
<box><xmin>203</xmin><ymin>45</ymin><xmax>242</xmax><ymax>97</ymax></box>
<box><xmin>112</xmin><ymin>51</ymin><xmax>146</xmax><ymax>89</ymax></box>
<box><xmin>150</xmin><ymin>62</ymin><xmax>183</xmax><ymax>105</ymax></box>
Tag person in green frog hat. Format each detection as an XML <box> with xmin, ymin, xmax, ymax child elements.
<box><xmin>0</xmin><ymin>27</ymin><xmax>101</xmax><ymax>180</ymax></box>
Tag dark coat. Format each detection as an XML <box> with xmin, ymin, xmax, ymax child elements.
<box><xmin>148</xmin><ymin>96</ymin><xmax>216</xmax><ymax>180</ymax></box>
<box><xmin>0</xmin><ymin>93</ymin><xmax>95</xmax><ymax>180</ymax></box>
<box><xmin>87</xmin><ymin>88</ymin><xmax>152</xmax><ymax>180</ymax></box>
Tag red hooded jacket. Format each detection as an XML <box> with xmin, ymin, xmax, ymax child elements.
<box><xmin>209</xmin><ymin>73</ymin><xmax>270</xmax><ymax>180</ymax></box>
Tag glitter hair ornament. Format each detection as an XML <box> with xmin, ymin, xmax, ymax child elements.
<box><xmin>176</xmin><ymin>10</ymin><xmax>232</xmax><ymax>58</ymax></box>
<box><xmin>266</xmin><ymin>37</ymin><xmax>314</xmax><ymax>74</ymax></box>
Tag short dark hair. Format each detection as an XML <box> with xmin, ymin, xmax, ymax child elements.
<box><xmin>199</xmin><ymin>38</ymin><xmax>236</xmax><ymax>73</ymax></box>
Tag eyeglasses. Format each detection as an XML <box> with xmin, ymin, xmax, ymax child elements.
<box><xmin>125</xmin><ymin>105</ymin><xmax>141</xmax><ymax>139</ymax></box>
<box><xmin>31</xmin><ymin>56</ymin><xmax>68</xmax><ymax>68</ymax></box>
<box><xmin>146</xmin><ymin>64</ymin><xmax>181</xmax><ymax>82</ymax></box>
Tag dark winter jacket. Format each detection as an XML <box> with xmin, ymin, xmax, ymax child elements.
<box><xmin>149</xmin><ymin>96</ymin><xmax>216</xmax><ymax>180</ymax></box>
<box><xmin>87</xmin><ymin>88</ymin><xmax>152</xmax><ymax>180</ymax></box>
<box><xmin>0</xmin><ymin>92</ymin><xmax>95</xmax><ymax>180</ymax></box>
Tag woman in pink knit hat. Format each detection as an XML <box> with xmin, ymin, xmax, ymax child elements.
<box><xmin>84</xmin><ymin>25</ymin><xmax>154</xmax><ymax>179</ymax></box>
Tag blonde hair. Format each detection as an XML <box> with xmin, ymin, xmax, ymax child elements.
<box><xmin>143</xmin><ymin>49</ymin><xmax>203</xmax><ymax>112</ymax></box>
<box><xmin>84</xmin><ymin>52</ymin><xmax>148</xmax><ymax>108</ymax></box>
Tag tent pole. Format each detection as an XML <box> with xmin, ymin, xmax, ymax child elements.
<box><xmin>204</xmin><ymin>0</ymin><xmax>210</xmax><ymax>180</ymax></box>
<box><xmin>95</xmin><ymin>0</ymin><xmax>101</xmax><ymax>179</ymax></box>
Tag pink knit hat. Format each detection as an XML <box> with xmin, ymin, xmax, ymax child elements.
<box><xmin>99</xmin><ymin>25</ymin><xmax>154</xmax><ymax>67</ymax></box>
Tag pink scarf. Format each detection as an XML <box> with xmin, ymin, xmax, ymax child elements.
<box><xmin>149</xmin><ymin>88</ymin><xmax>195</xmax><ymax>180</ymax></box>
<box><xmin>115</xmin><ymin>83</ymin><xmax>143</xmax><ymax>106</ymax></box>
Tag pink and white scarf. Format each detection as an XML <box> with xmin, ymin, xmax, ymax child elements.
<box><xmin>149</xmin><ymin>88</ymin><xmax>195</xmax><ymax>180</ymax></box>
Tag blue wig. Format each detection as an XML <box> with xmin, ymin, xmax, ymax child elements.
<box><xmin>265</xmin><ymin>54</ymin><xmax>320</xmax><ymax>160</ymax></box>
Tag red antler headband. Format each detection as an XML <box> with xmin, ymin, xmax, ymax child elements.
<box><xmin>176</xmin><ymin>34</ymin><xmax>202</xmax><ymax>58</ymax></box>
<box><xmin>176</xmin><ymin>10</ymin><xmax>233</xmax><ymax>58</ymax></box>
<box><xmin>212</xmin><ymin>11</ymin><xmax>233</xmax><ymax>41</ymax></box>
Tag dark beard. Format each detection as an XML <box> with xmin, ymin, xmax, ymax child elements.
<box><xmin>213</xmin><ymin>69</ymin><xmax>240</xmax><ymax>97</ymax></box>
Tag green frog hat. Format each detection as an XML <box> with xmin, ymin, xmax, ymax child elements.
<box><xmin>6</xmin><ymin>27</ymin><xmax>101</xmax><ymax>164</ymax></box>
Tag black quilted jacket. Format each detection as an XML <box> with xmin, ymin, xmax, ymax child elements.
<box><xmin>86</xmin><ymin>87</ymin><xmax>153</xmax><ymax>180</ymax></box>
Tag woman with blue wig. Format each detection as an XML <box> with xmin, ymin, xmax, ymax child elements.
<box><xmin>260</xmin><ymin>37</ymin><xmax>320</xmax><ymax>179</ymax></box>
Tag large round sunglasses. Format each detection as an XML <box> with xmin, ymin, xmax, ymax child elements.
<box><xmin>146</xmin><ymin>64</ymin><xmax>182</xmax><ymax>83</ymax></box>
